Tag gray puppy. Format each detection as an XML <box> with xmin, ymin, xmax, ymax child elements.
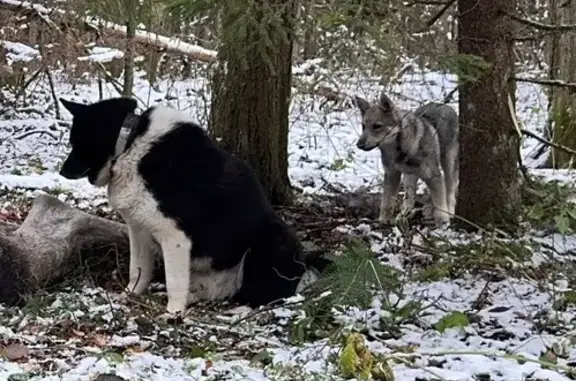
<box><xmin>354</xmin><ymin>92</ymin><xmax>459</xmax><ymax>227</ymax></box>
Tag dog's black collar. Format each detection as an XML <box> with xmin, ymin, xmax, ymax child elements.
<box><xmin>122</xmin><ymin>113</ymin><xmax>139</xmax><ymax>130</ymax></box>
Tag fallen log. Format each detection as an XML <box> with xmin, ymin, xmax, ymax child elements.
<box><xmin>0</xmin><ymin>193</ymin><xmax>164</xmax><ymax>306</ymax></box>
<box><xmin>0</xmin><ymin>0</ymin><xmax>218</xmax><ymax>63</ymax></box>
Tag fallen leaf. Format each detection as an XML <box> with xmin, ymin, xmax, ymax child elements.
<box><xmin>3</xmin><ymin>344</ymin><xmax>29</xmax><ymax>362</ymax></box>
<box><xmin>89</xmin><ymin>334</ymin><xmax>107</xmax><ymax>347</ymax></box>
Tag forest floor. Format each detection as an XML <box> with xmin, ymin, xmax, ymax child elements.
<box><xmin>1</xmin><ymin>48</ymin><xmax>576</xmax><ymax>381</ymax></box>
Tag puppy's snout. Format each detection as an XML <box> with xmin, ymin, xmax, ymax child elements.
<box><xmin>356</xmin><ymin>138</ymin><xmax>366</xmax><ymax>149</ymax></box>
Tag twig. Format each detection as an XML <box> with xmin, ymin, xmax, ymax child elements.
<box><xmin>443</xmin><ymin>86</ymin><xmax>459</xmax><ymax>104</ymax></box>
<box><xmin>507</xmin><ymin>92</ymin><xmax>533</xmax><ymax>186</ymax></box>
<box><xmin>229</xmin><ymin>299</ymin><xmax>306</xmax><ymax>328</ymax></box>
<box><xmin>417</xmin><ymin>0</ymin><xmax>456</xmax><ymax>33</ymax></box>
<box><xmin>521</xmin><ymin>128</ymin><xmax>576</xmax><ymax>157</ymax></box>
<box><xmin>404</xmin><ymin>0</ymin><xmax>452</xmax><ymax>5</ymax></box>
<box><xmin>0</xmin><ymin>67</ymin><xmax>44</xmax><ymax>117</ymax></box>
<box><xmin>513</xmin><ymin>76</ymin><xmax>576</xmax><ymax>90</ymax></box>
<box><xmin>13</xmin><ymin>129</ymin><xmax>59</xmax><ymax>140</ymax></box>
<box><xmin>44</xmin><ymin>68</ymin><xmax>60</xmax><ymax>120</ymax></box>
<box><xmin>501</xmin><ymin>9</ymin><xmax>576</xmax><ymax>32</ymax></box>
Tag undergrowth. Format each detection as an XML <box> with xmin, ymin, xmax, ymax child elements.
<box><xmin>522</xmin><ymin>177</ymin><xmax>576</xmax><ymax>234</ymax></box>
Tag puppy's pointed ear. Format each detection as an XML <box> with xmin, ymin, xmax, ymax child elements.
<box><xmin>60</xmin><ymin>98</ymin><xmax>87</xmax><ymax>116</ymax></box>
<box><xmin>378</xmin><ymin>92</ymin><xmax>395</xmax><ymax>112</ymax></box>
<box><xmin>353</xmin><ymin>96</ymin><xmax>371</xmax><ymax>116</ymax></box>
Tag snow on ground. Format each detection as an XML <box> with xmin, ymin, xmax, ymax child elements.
<box><xmin>0</xmin><ymin>65</ymin><xmax>575</xmax><ymax>380</ymax></box>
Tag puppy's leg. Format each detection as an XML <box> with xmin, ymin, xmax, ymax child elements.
<box><xmin>423</xmin><ymin>172</ymin><xmax>450</xmax><ymax>227</ymax></box>
<box><xmin>399</xmin><ymin>174</ymin><xmax>418</xmax><ymax>218</ymax></box>
<box><xmin>379</xmin><ymin>169</ymin><xmax>402</xmax><ymax>223</ymax></box>
<box><xmin>125</xmin><ymin>221</ymin><xmax>155</xmax><ymax>295</ymax></box>
<box><xmin>158</xmin><ymin>230</ymin><xmax>192</xmax><ymax>315</ymax></box>
<box><xmin>442</xmin><ymin>145</ymin><xmax>459</xmax><ymax>216</ymax></box>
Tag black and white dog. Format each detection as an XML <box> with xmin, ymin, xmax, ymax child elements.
<box><xmin>58</xmin><ymin>97</ymin><xmax>326</xmax><ymax>314</ymax></box>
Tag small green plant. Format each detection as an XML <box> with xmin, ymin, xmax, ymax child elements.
<box><xmin>553</xmin><ymin>291</ymin><xmax>576</xmax><ymax>311</ymax></box>
<box><xmin>416</xmin><ymin>235</ymin><xmax>535</xmax><ymax>282</ymax></box>
<box><xmin>291</xmin><ymin>239</ymin><xmax>423</xmax><ymax>344</ymax></box>
<box><xmin>313</xmin><ymin>238</ymin><xmax>402</xmax><ymax>309</ymax></box>
<box><xmin>338</xmin><ymin>333</ymin><xmax>395</xmax><ymax>381</ymax></box>
<box><xmin>522</xmin><ymin>179</ymin><xmax>576</xmax><ymax>234</ymax></box>
<box><xmin>434</xmin><ymin>311</ymin><xmax>470</xmax><ymax>333</ymax></box>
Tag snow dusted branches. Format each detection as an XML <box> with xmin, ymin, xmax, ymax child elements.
<box><xmin>416</xmin><ymin>0</ymin><xmax>456</xmax><ymax>33</ymax></box>
<box><xmin>501</xmin><ymin>9</ymin><xmax>576</xmax><ymax>32</ymax></box>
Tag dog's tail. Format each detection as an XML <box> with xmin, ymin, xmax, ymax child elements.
<box><xmin>304</xmin><ymin>249</ymin><xmax>333</xmax><ymax>274</ymax></box>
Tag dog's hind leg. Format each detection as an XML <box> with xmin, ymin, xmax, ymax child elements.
<box><xmin>125</xmin><ymin>220</ymin><xmax>155</xmax><ymax>296</ymax></box>
<box><xmin>442</xmin><ymin>144</ymin><xmax>459</xmax><ymax>216</ymax></box>
<box><xmin>400</xmin><ymin>174</ymin><xmax>418</xmax><ymax>218</ymax></box>
<box><xmin>379</xmin><ymin>168</ymin><xmax>402</xmax><ymax>223</ymax></box>
<box><xmin>423</xmin><ymin>173</ymin><xmax>450</xmax><ymax>227</ymax></box>
<box><xmin>158</xmin><ymin>230</ymin><xmax>192</xmax><ymax>315</ymax></box>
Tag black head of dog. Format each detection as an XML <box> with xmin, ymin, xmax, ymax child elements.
<box><xmin>59</xmin><ymin>97</ymin><xmax>137</xmax><ymax>186</ymax></box>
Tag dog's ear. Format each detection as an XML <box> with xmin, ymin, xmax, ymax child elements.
<box><xmin>378</xmin><ymin>92</ymin><xmax>395</xmax><ymax>112</ymax></box>
<box><xmin>112</xmin><ymin>97</ymin><xmax>138</xmax><ymax>114</ymax></box>
<box><xmin>353</xmin><ymin>96</ymin><xmax>371</xmax><ymax>116</ymax></box>
<box><xmin>60</xmin><ymin>98</ymin><xmax>87</xmax><ymax>116</ymax></box>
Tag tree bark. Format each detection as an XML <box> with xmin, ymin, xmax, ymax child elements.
<box><xmin>456</xmin><ymin>0</ymin><xmax>521</xmax><ymax>229</ymax></box>
<box><xmin>209</xmin><ymin>1</ymin><xmax>296</xmax><ymax>205</ymax></box>
<box><xmin>549</xmin><ymin>0</ymin><xmax>576</xmax><ymax>167</ymax></box>
<box><xmin>122</xmin><ymin>1</ymin><xmax>136</xmax><ymax>98</ymax></box>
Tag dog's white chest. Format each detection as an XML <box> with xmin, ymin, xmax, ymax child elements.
<box><xmin>107</xmin><ymin>155</ymin><xmax>145</xmax><ymax>213</ymax></box>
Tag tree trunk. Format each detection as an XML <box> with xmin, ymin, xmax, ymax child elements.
<box><xmin>540</xmin><ymin>0</ymin><xmax>559</xmax><ymax>168</ymax></box>
<box><xmin>549</xmin><ymin>0</ymin><xmax>576</xmax><ymax>168</ymax></box>
<box><xmin>456</xmin><ymin>0</ymin><xmax>521</xmax><ymax>229</ymax></box>
<box><xmin>209</xmin><ymin>1</ymin><xmax>296</xmax><ymax>205</ymax></box>
<box><xmin>122</xmin><ymin>5</ymin><xmax>136</xmax><ymax>98</ymax></box>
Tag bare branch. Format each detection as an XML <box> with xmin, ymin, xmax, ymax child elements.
<box><xmin>512</xmin><ymin>76</ymin><xmax>576</xmax><ymax>90</ymax></box>
<box><xmin>521</xmin><ymin>129</ymin><xmax>576</xmax><ymax>158</ymax></box>
<box><xmin>417</xmin><ymin>0</ymin><xmax>456</xmax><ymax>33</ymax></box>
<box><xmin>501</xmin><ymin>9</ymin><xmax>576</xmax><ymax>32</ymax></box>
<box><xmin>404</xmin><ymin>0</ymin><xmax>452</xmax><ymax>6</ymax></box>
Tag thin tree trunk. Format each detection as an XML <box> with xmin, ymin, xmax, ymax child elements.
<box><xmin>541</xmin><ymin>0</ymin><xmax>559</xmax><ymax>168</ymax></box>
<box><xmin>123</xmin><ymin>2</ymin><xmax>137</xmax><ymax>98</ymax></box>
<box><xmin>456</xmin><ymin>0</ymin><xmax>521</xmax><ymax>229</ymax></box>
<box><xmin>550</xmin><ymin>0</ymin><xmax>576</xmax><ymax>167</ymax></box>
<box><xmin>209</xmin><ymin>1</ymin><xmax>296</xmax><ymax>205</ymax></box>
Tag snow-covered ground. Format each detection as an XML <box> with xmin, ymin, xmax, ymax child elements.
<box><xmin>1</xmin><ymin>52</ymin><xmax>576</xmax><ymax>380</ymax></box>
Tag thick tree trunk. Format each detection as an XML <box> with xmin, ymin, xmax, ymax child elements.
<box><xmin>549</xmin><ymin>0</ymin><xmax>576</xmax><ymax>167</ymax></box>
<box><xmin>456</xmin><ymin>0</ymin><xmax>521</xmax><ymax>228</ymax></box>
<box><xmin>209</xmin><ymin>1</ymin><xmax>296</xmax><ymax>205</ymax></box>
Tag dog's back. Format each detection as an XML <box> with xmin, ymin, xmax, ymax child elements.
<box><xmin>125</xmin><ymin>106</ymin><xmax>307</xmax><ymax>306</ymax></box>
<box><xmin>413</xmin><ymin>102</ymin><xmax>458</xmax><ymax>160</ymax></box>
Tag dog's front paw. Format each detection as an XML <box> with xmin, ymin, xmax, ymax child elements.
<box><xmin>433</xmin><ymin>210</ymin><xmax>451</xmax><ymax>229</ymax></box>
<box><xmin>166</xmin><ymin>298</ymin><xmax>188</xmax><ymax>315</ymax></box>
<box><xmin>157</xmin><ymin>310</ymin><xmax>185</xmax><ymax>325</ymax></box>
